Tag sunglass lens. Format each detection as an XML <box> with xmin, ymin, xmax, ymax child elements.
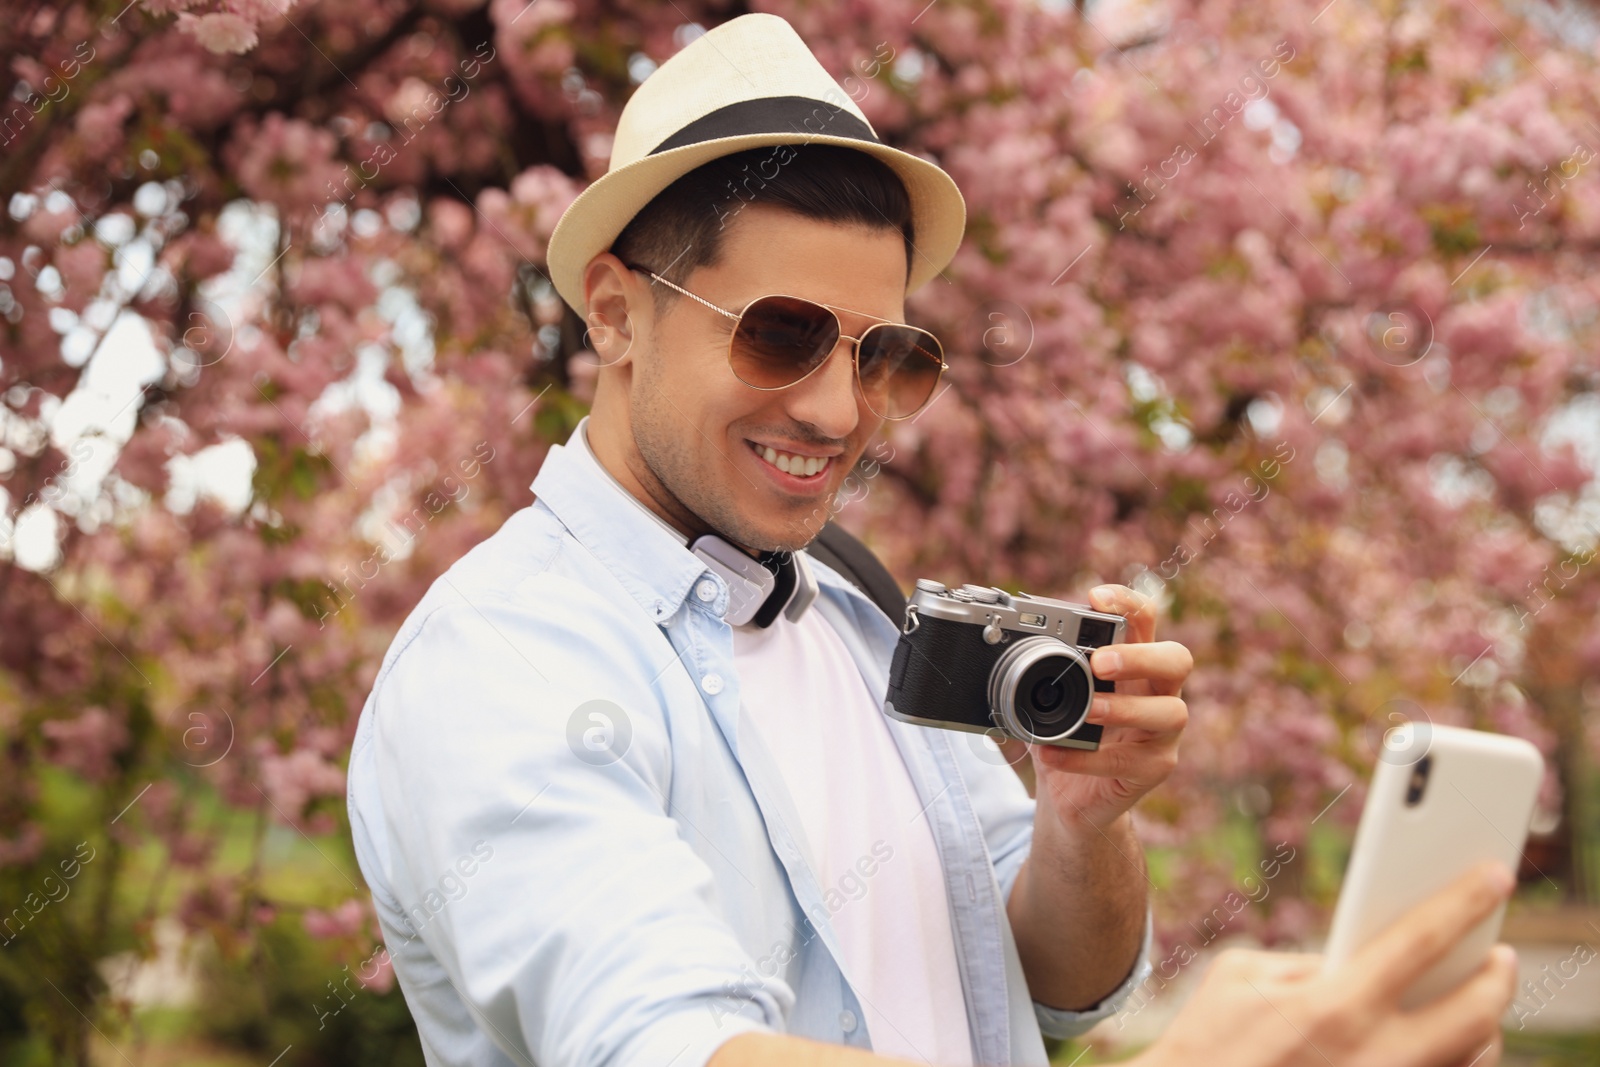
<box><xmin>859</xmin><ymin>326</ymin><xmax>944</xmax><ymax>418</ymax></box>
<box><xmin>730</xmin><ymin>296</ymin><xmax>839</xmax><ymax>389</ymax></box>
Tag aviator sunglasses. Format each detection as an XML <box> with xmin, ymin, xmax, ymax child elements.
<box><xmin>620</xmin><ymin>262</ymin><xmax>948</xmax><ymax>420</ymax></box>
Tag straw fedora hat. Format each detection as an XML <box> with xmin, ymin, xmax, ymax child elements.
<box><xmin>544</xmin><ymin>12</ymin><xmax>967</xmax><ymax>317</ymax></box>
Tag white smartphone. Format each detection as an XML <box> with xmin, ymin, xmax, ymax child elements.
<box><xmin>1322</xmin><ymin>722</ymin><xmax>1544</xmax><ymax>1008</ymax></box>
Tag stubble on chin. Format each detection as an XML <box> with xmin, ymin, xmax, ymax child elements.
<box><xmin>630</xmin><ymin>356</ymin><xmax>853</xmax><ymax>554</ymax></box>
<box><xmin>643</xmin><ymin>439</ymin><xmax>828</xmax><ymax>553</ymax></box>
<box><xmin>633</xmin><ymin>418</ymin><xmax>839</xmax><ymax>554</ymax></box>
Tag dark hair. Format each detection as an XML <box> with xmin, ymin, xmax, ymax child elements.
<box><xmin>610</xmin><ymin>143</ymin><xmax>915</xmax><ymax>313</ymax></box>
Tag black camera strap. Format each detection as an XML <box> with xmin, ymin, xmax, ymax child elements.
<box><xmin>808</xmin><ymin>523</ymin><xmax>907</xmax><ymax>625</ymax></box>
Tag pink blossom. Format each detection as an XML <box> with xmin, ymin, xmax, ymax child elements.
<box><xmin>176</xmin><ymin>11</ymin><xmax>258</xmax><ymax>54</ymax></box>
<box><xmin>303</xmin><ymin>896</ymin><xmax>368</xmax><ymax>940</ymax></box>
<box><xmin>228</xmin><ymin>0</ymin><xmax>297</xmax><ymax>19</ymax></box>
<box><xmin>286</xmin><ymin>255</ymin><xmax>378</xmax><ymax>311</ymax></box>
<box><xmin>0</xmin><ymin>824</ymin><xmax>45</xmax><ymax>868</ymax></box>
<box><xmin>71</xmin><ymin>92</ymin><xmax>135</xmax><ymax>149</ymax></box>
<box><xmin>428</xmin><ymin>197</ymin><xmax>475</xmax><ymax>251</ymax></box>
<box><xmin>226</xmin><ymin>113</ymin><xmax>346</xmax><ymax>214</ymax></box>
<box><xmin>41</xmin><ymin>707</ymin><xmax>130</xmax><ymax>783</ymax></box>
<box><xmin>258</xmin><ymin>746</ymin><xmax>346</xmax><ymax>819</ymax></box>
<box><xmin>165</xmin><ymin>230</ymin><xmax>236</xmax><ymax>279</ymax></box>
<box><xmin>358</xmin><ymin>947</ymin><xmax>397</xmax><ymax>993</ymax></box>
<box><xmin>508</xmin><ymin>165</ymin><xmax>581</xmax><ymax>241</ymax></box>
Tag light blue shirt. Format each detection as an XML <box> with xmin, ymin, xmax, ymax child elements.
<box><xmin>347</xmin><ymin>417</ymin><xmax>1153</xmax><ymax>1067</ymax></box>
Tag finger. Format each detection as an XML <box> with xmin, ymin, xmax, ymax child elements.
<box><xmin>1236</xmin><ymin>950</ymin><xmax>1327</xmax><ymax>983</ymax></box>
<box><xmin>1393</xmin><ymin>944</ymin><xmax>1515</xmax><ymax>1067</ymax></box>
<box><xmin>1088</xmin><ymin>583</ymin><xmax>1158</xmax><ymax>643</ymax></box>
<box><xmin>1205</xmin><ymin>948</ymin><xmax>1326</xmax><ymax>986</ymax></box>
<box><xmin>1091</xmin><ymin>640</ymin><xmax>1194</xmax><ymax>694</ymax></box>
<box><xmin>1345</xmin><ymin>861</ymin><xmax>1515</xmax><ymax>1008</ymax></box>
<box><xmin>1267</xmin><ymin>952</ymin><xmax>1328</xmax><ymax>981</ymax></box>
<box><xmin>1085</xmin><ymin>693</ymin><xmax>1188</xmax><ymax>735</ymax></box>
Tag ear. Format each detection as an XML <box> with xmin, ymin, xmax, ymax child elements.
<box><xmin>582</xmin><ymin>253</ymin><xmax>645</xmax><ymax>368</ymax></box>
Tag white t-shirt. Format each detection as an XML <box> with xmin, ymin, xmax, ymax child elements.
<box><xmin>731</xmin><ymin>604</ymin><xmax>974</xmax><ymax>1066</ymax></box>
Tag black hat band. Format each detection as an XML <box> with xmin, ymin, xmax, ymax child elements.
<box><xmin>649</xmin><ymin>95</ymin><xmax>881</xmax><ymax>155</ymax></box>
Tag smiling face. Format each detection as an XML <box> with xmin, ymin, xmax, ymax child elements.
<box><xmin>583</xmin><ymin>201</ymin><xmax>911</xmax><ymax>554</ymax></box>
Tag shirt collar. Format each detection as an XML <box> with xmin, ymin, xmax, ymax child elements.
<box><xmin>529</xmin><ymin>415</ymin><xmax>710</xmax><ymax>624</ymax></box>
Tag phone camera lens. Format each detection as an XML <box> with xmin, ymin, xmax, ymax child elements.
<box><xmin>1404</xmin><ymin>754</ymin><xmax>1432</xmax><ymax>806</ymax></box>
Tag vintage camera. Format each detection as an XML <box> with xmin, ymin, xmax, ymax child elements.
<box><xmin>884</xmin><ymin>580</ymin><xmax>1127</xmax><ymax>750</ymax></box>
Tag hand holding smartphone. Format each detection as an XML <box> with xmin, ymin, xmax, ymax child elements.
<box><xmin>1322</xmin><ymin>722</ymin><xmax>1544</xmax><ymax>1008</ymax></box>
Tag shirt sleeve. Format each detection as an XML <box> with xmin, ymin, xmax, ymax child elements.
<box><xmin>355</xmin><ymin>585</ymin><xmax>786</xmax><ymax>1067</ymax></box>
<box><xmin>1030</xmin><ymin>905</ymin><xmax>1154</xmax><ymax>1038</ymax></box>
<box><xmin>947</xmin><ymin>734</ymin><xmax>1155</xmax><ymax>1040</ymax></box>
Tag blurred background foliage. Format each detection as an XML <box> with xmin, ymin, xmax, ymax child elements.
<box><xmin>1</xmin><ymin>0</ymin><xmax>1598</xmax><ymax>1062</ymax></box>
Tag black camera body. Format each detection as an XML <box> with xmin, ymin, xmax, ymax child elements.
<box><xmin>884</xmin><ymin>580</ymin><xmax>1127</xmax><ymax>750</ymax></box>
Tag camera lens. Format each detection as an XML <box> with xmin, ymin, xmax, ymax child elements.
<box><xmin>988</xmin><ymin>638</ymin><xmax>1093</xmax><ymax>744</ymax></box>
<box><xmin>1030</xmin><ymin>674</ymin><xmax>1065</xmax><ymax>715</ymax></box>
<box><xmin>1016</xmin><ymin>657</ymin><xmax>1089</xmax><ymax>733</ymax></box>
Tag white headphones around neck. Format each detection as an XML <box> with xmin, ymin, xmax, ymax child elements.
<box><xmin>572</xmin><ymin>419</ymin><xmax>817</xmax><ymax>628</ymax></box>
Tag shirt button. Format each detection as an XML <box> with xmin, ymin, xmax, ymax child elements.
<box><xmin>695</xmin><ymin>579</ymin><xmax>719</xmax><ymax>602</ymax></box>
<box><xmin>839</xmin><ymin>1009</ymin><xmax>858</xmax><ymax>1033</ymax></box>
<box><xmin>700</xmin><ymin>672</ymin><xmax>724</xmax><ymax>695</ymax></box>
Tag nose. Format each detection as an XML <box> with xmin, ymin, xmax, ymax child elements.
<box><xmin>780</xmin><ymin>332</ymin><xmax>867</xmax><ymax>439</ymax></box>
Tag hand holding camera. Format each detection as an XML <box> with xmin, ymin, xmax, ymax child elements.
<box><xmin>886</xmin><ymin>580</ymin><xmax>1192</xmax><ymax>833</ymax></box>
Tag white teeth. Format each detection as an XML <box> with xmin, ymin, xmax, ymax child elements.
<box><xmin>753</xmin><ymin>443</ymin><xmax>829</xmax><ymax>478</ymax></box>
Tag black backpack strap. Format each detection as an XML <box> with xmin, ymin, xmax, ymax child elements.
<box><xmin>807</xmin><ymin>522</ymin><xmax>907</xmax><ymax>623</ymax></box>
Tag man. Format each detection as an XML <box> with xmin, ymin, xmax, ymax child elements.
<box><xmin>347</xmin><ymin>13</ymin><xmax>1519</xmax><ymax>1067</ymax></box>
